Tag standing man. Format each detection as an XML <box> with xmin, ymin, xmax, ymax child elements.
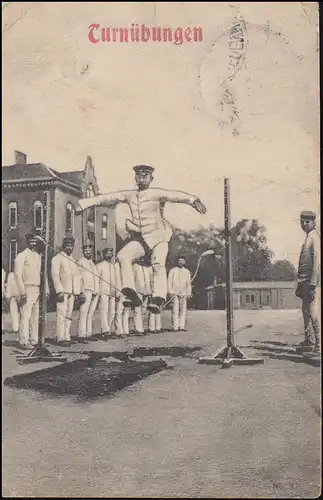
<box><xmin>96</xmin><ymin>246</ymin><xmax>122</xmax><ymax>337</ymax></box>
<box><xmin>168</xmin><ymin>256</ymin><xmax>192</xmax><ymax>332</ymax></box>
<box><xmin>75</xmin><ymin>165</ymin><xmax>206</xmax><ymax>314</ymax></box>
<box><xmin>77</xmin><ymin>240</ymin><xmax>100</xmax><ymax>342</ymax></box>
<box><xmin>115</xmin><ymin>293</ymin><xmax>130</xmax><ymax>336</ymax></box>
<box><xmin>144</xmin><ymin>262</ymin><xmax>162</xmax><ymax>334</ymax></box>
<box><xmin>296</xmin><ymin>211</ymin><xmax>321</xmax><ymax>353</ymax></box>
<box><xmin>51</xmin><ymin>236</ymin><xmax>82</xmax><ymax>346</ymax></box>
<box><xmin>133</xmin><ymin>256</ymin><xmax>152</xmax><ymax>335</ymax></box>
<box><xmin>14</xmin><ymin>233</ymin><xmax>49</xmax><ymax>349</ymax></box>
<box><xmin>2</xmin><ymin>268</ymin><xmax>6</xmax><ymax>332</ymax></box>
<box><xmin>5</xmin><ymin>271</ymin><xmax>20</xmax><ymax>334</ymax></box>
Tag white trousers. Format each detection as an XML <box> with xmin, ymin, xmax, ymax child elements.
<box><xmin>9</xmin><ymin>298</ymin><xmax>19</xmax><ymax>332</ymax></box>
<box><xmin>148</xmin><ymin>312</ymin><xmax>161</xmax><ymax>332</ymax></box>
<box><xmin>19</xmin><ymin>285</ymin><xmax>39</xmax><ymax>344</ymax></box>
<box><xmin>133</xmin><ymin>306</ymin><xmax>144</xmax><ymax>333</ymax></box>
<box><xmin>56</xmin><ymin>294</ymin><xmax>75</xmax><ymax>342</ymax></box>
<box><xmin>118</xmin><ymin>240</ymin><xmax>169</xmax><ymax>300</ymax></box>
<box><xmin>115</xmin><ymin>299</ymin><xmax>129</xmax><ymax>335</ymax></box>
<box><xmin>78</xmin><ymin>290</ymin><xmax>99</xmax><ymax>337</ymax></box>
<box><xmin>172</xmin><ymin>295</ymin><xmax>187</xmax><ymax>330</ymax></box>
<box><xmin>99</xmin><ymin>294</ymin><xmax>116</xmax><ymax>333</ymax></box>
<box><xmin>133</xmin><ymin>294</ymin><xmax>149</xmax><ymax>333</ymax></box>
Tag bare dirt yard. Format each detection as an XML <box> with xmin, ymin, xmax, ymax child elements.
<box><xmin>2</xmin><ymin>309</ymin><xmax>321</xmax><ymax>498</ymax></box>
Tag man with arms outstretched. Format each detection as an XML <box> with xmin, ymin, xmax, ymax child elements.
<box><xmin>76</xmin><ymin>165</ymin><xmax>206</xmax><ymax>314</ymax></box>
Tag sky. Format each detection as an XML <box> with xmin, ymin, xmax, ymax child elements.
<box><xmin>2</xmin><ymin>2</ymin><xmax>320</xmax><ymax>266</ymax></box>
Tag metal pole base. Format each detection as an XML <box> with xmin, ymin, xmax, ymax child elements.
<box><xmin>295</xmin><ymin>345</ymin><xmax>314</xmax><ymax>355</ymax></box>
<box><xmin>199</xmin><ymin>345</ymin><xmax>264</xmax><ymax>368</ymax></box>
<box><xmin>302</xmin><ymin>352</ymin><xmax>321</xmax><ymax>367</ymax></box>
<box><xmin>16</xmin><ymin>343</ymin><xmax>67</xmax><ymax>364</ymax></box>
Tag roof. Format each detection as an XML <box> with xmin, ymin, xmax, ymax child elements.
<box><xmin>58</xmin><ymin>170</ymin><xmax>85</xmax><ymax>185</ymax></box>
<box><xmin>2</xmin><ymin>163</ymin><xmax>83</xmax><ymax>190</ymax></box>
<box><xmin>206</xmin><ymin>281</ymin><xmax>297</xmax><ymax>290</ymax></box>
<box><xmin>2</xmin><ymin>163</ymin><xmax>55</xmax><ymax>181</ymax></box>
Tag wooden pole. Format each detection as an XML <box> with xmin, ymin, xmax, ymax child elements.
<box><xmin>38</xmin><ymin>190</ymin><xmax>50</xmax><ymax>346</ymax></box>
<box><xmin>224</xmin><ymin>178</ymin><xmax>234</xmax><ymax>347</ymax></box>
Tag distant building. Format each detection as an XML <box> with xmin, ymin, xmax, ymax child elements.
<box><xmin>206</xmin><ymin>281</ymin><xmax>300</xmax><ymax>310</ymax></box>
<box><xmin>2</xmin><ymin>150</ymin><xmax>116</xmax><ymax>275</ymax></box>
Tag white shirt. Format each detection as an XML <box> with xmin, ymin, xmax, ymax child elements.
<box><xmin>168</xmin><ymin>266</ymin><xmax>192</xmax><ymax>296</ymax></box>
<box><xmin>5</xmin><ymin>272</ymin><xmax>19</xmax><ymax>299</ymax></box>
<box><xmin>78</xmin><ymin>257</ymin><xmax>100</xmax><ymax>294</ymax></box>
<box><xmin>96</xmin><ymin>260</ymin><xmax>121</xmax><ymax>297</ymax></box>
<box><xmin>78</xmin><ymin>188</ymin><xmax>197</xmax><ymax>249</ymax></box>
<box><xmin>51</xmin><ymin>252</ymin><xmax>81</xmax><ymax>295</ymax></box>
<box><xmin>15</xmin><ymin>248</ymin><xmax>45</xmax><ymax>295</ymax></box>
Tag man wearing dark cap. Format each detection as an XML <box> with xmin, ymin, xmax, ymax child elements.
<box><xmin>14</xmin><ymin>233</ymin><xmax>49</xmax><ymax>349</ymax></box>
<box><xmin>75</xmin><ymin>164</ymin><xmax>206</xmax><ymax>314</ymax></box>
<box><xmin>167</xmin><ymin>255</ymin><xmax>192</xmax><ymax>332</ymax></box>
<box><xmin>51</xmin><ymin>236</ymin><xmax>81</xmax><ymax>346</ymax></box>
<box><xmin>77</xmin><ymin>240</ymin><xmax>100</xmax><ymax>341</ymax></box>
<box><xmin>296</xmin><ymin>211</ymin><xmax>321</xmax><ymax>353</ymax></box>
<box><xmin>96</xmin><ymin>246</ymin><xmax>122</xmax><ymax>336</ymax></box>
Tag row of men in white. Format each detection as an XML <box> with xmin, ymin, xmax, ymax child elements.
<box><xmin>2</xmin><ymin>233</ymin><xmax>192</xmax><ymax>348</ymax></box>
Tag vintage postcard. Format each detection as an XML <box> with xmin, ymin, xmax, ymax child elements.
<box><xmin>2</xmin><ymin>2</ymin><xmax>320</xmax><ymax>498</ymax></box>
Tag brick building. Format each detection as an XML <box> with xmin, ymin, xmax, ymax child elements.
<box><xmin>2</xmin><ymin>150</ymin><xmax>116</xmax><ymax>277</ymax></box>
<box><xmin>206</xmin><ymin>281</ymin><xmax>300</xmax><ymax>310</ymax></box>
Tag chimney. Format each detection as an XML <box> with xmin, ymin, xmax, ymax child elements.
<box><xmin>15</xmin><ymin>150</ymin><xmax>27</xmax><ymax>166</ymax></box>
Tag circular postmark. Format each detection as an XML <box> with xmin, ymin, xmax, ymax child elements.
<box><xmin>197</xmin><ymin>15</ymin><xmax>306</xmax><ymax>136</ymax></box>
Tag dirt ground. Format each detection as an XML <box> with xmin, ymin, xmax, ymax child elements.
<box><xmin>2</xmin><ymin>309</ymin><xmax>321</xmax><ymax>498</ymax></box>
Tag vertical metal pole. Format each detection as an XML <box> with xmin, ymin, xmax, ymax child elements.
<box><xmin>224</xmin><ymin>178</ymin><xmax>234</xmax><ymax>347</ymax></box>
<box><xmin>38</xmin><ymin>191</ymin><xmax>50</xmax><ymax>346</ymax></box>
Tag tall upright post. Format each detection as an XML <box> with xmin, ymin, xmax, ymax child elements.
<box><xmin>38</xmin><ymin>190</ymin><xmax>50</xmax><ymax>346</ymax></box>
<box><xmin>199</xmin><ymin>177</ymin><xmax>264</xmax><ymax>367</ymax></box>
<box><xmin>224</xmin><ymin>178</ymin><xmax>234</xmax><ymax>347</ymax></box>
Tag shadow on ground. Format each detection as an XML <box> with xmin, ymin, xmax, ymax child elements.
<box><xmin>3</xmin><ymin>357</ymin><xmax>168</xmax><ymax>400</ymax></box>
<box><xmin>247</xmin><ymin>341</ymin><xmax>320</xmax><ymax>366</ymax></box>
<box><xmin>250</xmin><ymin>340</ymin><xmax>294</xmax><ymax>347</ymax></box>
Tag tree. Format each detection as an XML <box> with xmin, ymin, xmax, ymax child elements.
<box><xmin>166</xmin><ymin>224</ymin><xmax>226</xmax><ymax>308</ymax></box>
<box><xmin>167</xmin><ymin>218</ymin><xmax>274</xmax><ymax>307</ymax></box>
<box><xmin>232</xmin><ymin>218</ymin><xmax>273</xmax><ymax>281</ymax></box>
<box><xmin>268</xmin><ymin>260</ymin><xmax>297</xmax><ymax>281</ymax></box>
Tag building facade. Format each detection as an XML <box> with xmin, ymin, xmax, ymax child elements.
<box><xmin>2</xmin><ymin>150</ymin><xmax>116</xmax><ymax>276</ymax></box>
<box><xmin>206</xmin><ymin>281</ymin><xmax>301</xmax><ymax>310</ymax></box>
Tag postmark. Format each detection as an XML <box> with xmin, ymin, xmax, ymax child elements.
<box><xmin>196</xmin><ymin>14</ymin><xmax>248</xmax><ymax>136</ymax></box>
<box><xmin>197</xmin><ymin>16</ymin><xmax>304</xmax><ymax>136</ymax></box>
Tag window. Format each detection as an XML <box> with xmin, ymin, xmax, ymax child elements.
<box><xmin>86</xmin><ymin>185</ymin><xmax>95</xmax><ymax>222</ymax></box>
<box><xmin>33</xmin><ymin>200</ymin><xmax>43</xmax><ymax>230</ymax></box>
<box><xmin>245</xmin><ymin>294</ymin><xmax>250</xmax><ymax>303</ymax></box>
<box><xmin>8</xmin><ymin>201</ymin><xmax>18</xmax><ymax>229</ymax></box>
<box><xmin>9</xmin><ymin>202</ymin><xmax>18</xmax><ymax>229</ymax></box>
<box><xmin>9</xmin><ymin>240</ymin><xmax>18</xmax><ymax>273</ymax></box>
<box><xmin>66</xmin><ymin>202</ymin><xmax>75</xmax><ymax>234</ymax></box>
<box><xmin>87</xmin><ymin>231</ymin><xmax>95</xmax><ymax>253</ymax></box>
<box><xmin>86</xmin><ymin>184</ymin><xmax>95</xmax><ymax>198</ymax></box>
<box><xmin>250</xmin><ymin>294</ymin><xmax>255</xmax><ymax>303</ymax></box>
<box><xmin>102</xmin><ymin>214</ymin><xmax>108</xmax><ymax>239</ymax></box>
